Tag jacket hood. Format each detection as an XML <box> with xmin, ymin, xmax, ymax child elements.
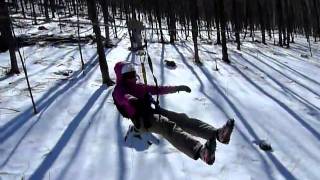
<box><xmin>114</xmin><ymin>61</ymin><xmax>135</xmax><ymax>83</ymax></box>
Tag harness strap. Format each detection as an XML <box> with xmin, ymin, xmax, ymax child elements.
<box><xmin>145</xmin><ymin>39</ymin><xmax>160</xmax><ymax>106</ymax></box>
<box><xmin>140</xmin><ymin>55</ymin><xmax>148</xmax><ymax>84</ymax></box>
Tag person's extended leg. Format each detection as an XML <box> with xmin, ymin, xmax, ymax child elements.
<box><xmin>145</xmin><ymin>114</ymin><xmax>203</xmax><ymax>160</ymax></box>
<box><xmin>135</xmin><ymin>113</ymin><xmax>218</xmax><ymax>164</ymax></box>
<box><xmin>158</xmin><ymin>108</ymin><xmax>217</xmax><ymax>140</ymax></box>
<box><xmin>158</xmin><ymin>108</ymin><xmax>235</xmax><ymax>144</ymax></box>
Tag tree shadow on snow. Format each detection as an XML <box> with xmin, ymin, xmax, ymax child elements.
<box><xmin>231</xmin><ymin>51</ymin><xmax>320</xmax><ymax>140</ymax></box>
<box><xmin>29</xmin><ymin>85</ymin><xmax>108</xmax><ymax>180</ymax></box>
<box><xmin>173</xmin><ymin>42</ymin><xmax>296</xmax><ymax>179</ymax></box>
<box><xmin>0</xmin><ymin>52</ymin><xmax>101</xmax><ymax>168</ymax></box>
<box><xmin>235</xmin><ymin>49</ymin><xmax>320</xmax><ymax>113</ymax></box>
<box><xmin>246</xmin><ymin>48</ymin><xmax>320</xmax><ymax>93</ymax></box>
<box><xmin>0</xmin><ymin>73</ymin><xmax>13</xmax><ymax>82</ymax></box>
<box><xmin>0</xmin><ymin>42</ymin><xmax>121</xmax><ymax>168</ymax></box>
<box><xmin>199</xmin><ymin>60</ymin><xmax>297</xmax><ymax>180</ymax></box>
<box><xmin>56</xmin><ymin>88</ymin><xmax>113</xmax><ymax>180</ymax></box>
<box><xmin>241</xmin><ymin>49</ymin><xmax>320</xmax><ymax>114</ymax></box>
<box><xmin>0</xmin><ymin>34</ymin><xmax>125</xmax><ymax>145</ymax></box>
<box><xmin>0</xmin><ymin>32</ymin><xmax>131</xmax><ymax>140</ymax></box>
<box><xmin>115</xmin><ymin>113</ymin><xmax>128</xmax><ymax>180</ymax></box>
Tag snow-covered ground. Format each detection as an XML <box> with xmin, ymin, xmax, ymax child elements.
<box><xmin>1</xmin><ymin>21</ymin><xmax>320</xmax><ymax>180</ymax></box>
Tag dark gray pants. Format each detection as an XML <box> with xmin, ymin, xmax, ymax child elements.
<box><xmin>137</xmin><ymin>108</ymin><xmax>217</xmax><ymax>160</ymax></box>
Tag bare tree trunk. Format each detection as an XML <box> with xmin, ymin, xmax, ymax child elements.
<box><xmin>235</xmin><ymin>31</ymin><xmax>241</xmax><ymax>50</ymax></box>
<box><xmin>87</xmin><ymin>0</ymin><xmax>114</xmax><ymax>86</ymax></box>
<box><xmin>276</xmin><ymin>0</ymin><xmax>283</xmax><ymax>47</ymax></box>
<box><xmin>168</xmin><ymin>0</ymin><xmax>176</xmax><ymax>44</ymax></box>
<box><xmin>156</xmin><ymin>0</ymin><xmax>164</xmax><ymax>43</ymax></box>
<box><xmin>314</xmin><ymin>0</ymin><xmax>320</xmax><ymax>42</ymax></box>
<box><xmin>20</xmin><ymin>0</ymin><xmax>26</xmax><ymax>18</ymax></box>
<box><xmin>50</xmin><ymin>0</ymin><xmax>55</xmax><ymax>18</ymax></box>
<box><xmin>291</xmin><ymin>33</ymin><xmax>294</xmax><ymax>43</ymax></box>
<box><xmin>191</xmin><ymin>19</ymin><xmax>200</xmax><ymax>64</ymax></box>
<box><xmin>250</xmin><ymin>24</ymin><xmax>254</xmax><ymax>42</ymax></box>
<box><xmin>190</xmin><ymin>0</ymin><xmax>200</xmax><ymax>64</ymax></box>
<box><xmin>215</xmin><ymin>19</ymin><xmax>221</xmax><ymax>44</ymax></box>
<box><xmin>38</xmin><ymin>0</ymin><xmax>43</xmax><ymax>14</ymax></box>
<box><xmin>207</xmin><ymin>21</ymin><xmax>211</xmax><ymax>40</ymax></box>
<box><xmin>44</xmin><ymin>0</ymin><xmax>50</xmax><ymax>21</ymax></box>
<box><xmin>31</xmin><ymin>0</ymin><xmax>37</xmax><ymax>25</ymax></box>
<box><xmin>99</xmin><ymin>0</ymin><xmax>110</xmax><ymax>44</ymax></box>
<box><xmin>112</xmin><ymin>8</ymin><xmax>118</xmax><ymax>38</ymax></box>
<box><xmin>214</xmin><ymin>0</ymin><xmax>221</xmax><ymax>44</ymax></box>
<box><xmin>13</xmin><ymin>0</ymin><xmax>18</xmax><ymax>12</ymax></box>
<box><xmin>76</xmin><ymin>2</ymin><xmax>84</xmax><ymax>70</ymax></box>
<box><xmin>0</xmin><ymin>1</ymin><xmax>20</xmax><ymax>74</ymax></box>
<box><xmin>155</xmin><ymin>16</ymin><xmax>159</xmax><ymax>39</ymax></box>
<box><xmin>258</xmin><ymin>0</ymin><xmax>266</xmax><ymax>44</ymax></box>
<box><xmin>0</xmin><ymin>1</ymin><xmax>37</xmax><ymax>114</ymax></box>
<box><xmin>232</xmin><ymin>0</ymin><xmax>241</xmax><ymax>50</ymax></box>
<box><xmin>218</xmin><ymin>0</ymin><xmax>230</xmax><ymax>63</ymax></box>
<box><xmin>198</xmin><ymin>21</ymin><xmax>202</xmax><ymax>40</ymax></box>
<box><xmin>72</xmin><ymin>0</ymin><xmax>76</xmax><ymax>15</ymax></box>
<box><xmin>184</xmin><ymin>20</ymin><xmax>190</xmax><ymax>40</ymax></box>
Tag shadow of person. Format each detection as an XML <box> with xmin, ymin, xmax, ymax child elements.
<box><xmin>123</xmin><ymin>128</ymin><xmax>160</xmax><ymax>151</ymax></box>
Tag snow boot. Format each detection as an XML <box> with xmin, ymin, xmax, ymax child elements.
<box><xmin>199</xmin><ymin>138</ymin><xmax>216</xmax><ymax>165</ymax></box>
<box><xmin>217</xmin><ymin>119</ymin><xmax>235</xmax><ymax>144</ymax></box>
<box><xmin>125</xmin><ymin>125</ymin><xmax>142</xmax><ymax>142</ymax></box>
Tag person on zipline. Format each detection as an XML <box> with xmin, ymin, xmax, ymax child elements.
<box><xmin>112</xmin><ymin>61</ymin><xmax>234</xmax><ymax>165</ymax></box>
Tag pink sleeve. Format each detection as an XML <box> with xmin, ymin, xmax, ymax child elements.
<box><xmin>113</xmin><ymin>88</ymin><xmax>137</xmax><ymax>118</ymax></box>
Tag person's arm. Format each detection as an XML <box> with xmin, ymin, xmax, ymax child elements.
<box><xmin>136</xmin><ymin>83</ymin><xmax>191</xmax><ymax>95</ymax></box>
<box><xmin>113</xmin><ymin>89</ymin><xmax>138</xmax><ymax>118</ymax></box>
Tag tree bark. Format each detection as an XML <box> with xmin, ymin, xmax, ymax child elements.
<box><xmin>31</xmin><ymin>0</ymin><xmax>37</xmax><ymax>25</ymax></box>
<box><xmin>218</xmin><ymin>0</ymin><xmax>230</xmax><ymax>63</ymax></box>
<box><xmin>215</xmin><ymin>18</ymin><xmax>221</xmax><ymax>44</ymax></box>
<box><xmin>276</xmin><ymin>0</ymin><xmax>283</xmax><ymax>47</ymax></box>
<box><xmin>76</xmin><ymin>2</ymin><xmax>85</xmax><ymax>70</ymax></box>
<box><xmin>50</xmin><ymin>0</ymin><xmax>55</xmax><ymax>18</ymax></box>
<box><xmin>232</xmin><ymin>0</ymin><xmax>241</xmax><ymax>50</ymax></box>
<box><xmin>156</xmin><ymin>0</ymin><xmax>164</xmax><ymax>43</ymax></box>
<box><xmin>20</xmin><ymin>0</ymin><xmax>26</xmax><ymax>18</ymax></box>
<box><xmin>44</xmin><ymin>0</ymin><xmax>50</xmax><ymax>21</ymax></box>
<box><xmin>87</xmin><ymin>0</ymin><xmax>114</xmax><ymax>86</ymax></box>
<box><xmin>0</xmin><ymin>1</ymin><xmax>20</xmax><ymax>74</ymax></box>
<box><xmin>168</xmin><ymin>0</ymin><xmax>176</xmax><ymax>44</ymax></box>
<box><xmin>99</xmin><ymin>0</ymin><xmax>110</xmax><ymax>44</ymax></box>
<box><xmin>258</xmin><ymin>0</ymin><xmax>266</xmax><ymax>44</ymax></box>
<box><xmin>190</xmin><ymin>0</ymin><xmax>200</xmax><ymax>64</ymax></box>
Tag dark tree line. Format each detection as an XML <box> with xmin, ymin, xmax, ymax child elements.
<box><xmin>109</xmin><ymin>0</ymin><xmax>319</xmax><ymax>61</ymax></box>
<box><xmin>1</xmin><ymin>0</ymin><xmax>320</xmax><ymax>82</ymax></box>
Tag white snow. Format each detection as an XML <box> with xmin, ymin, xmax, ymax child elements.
<box><xmin>1</xmin><ymin>20</ymin><xmax>320</xmax><ymax>180</ymax></box>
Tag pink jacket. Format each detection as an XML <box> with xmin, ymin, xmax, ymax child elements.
<box><xmin>112</xmin><ymin>61</ymin><xmax>177</xmax><ymax>118</ymax></box>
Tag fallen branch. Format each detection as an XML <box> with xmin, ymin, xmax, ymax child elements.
<box><xmin>16</xmin><ymin>34</ymin><xmax>95</xmax><ymax>47</ymax></box>
<box><xmin>0</xmin><ymin>107</ymin><xmax>20</xmax><ymax>112</ymax></box>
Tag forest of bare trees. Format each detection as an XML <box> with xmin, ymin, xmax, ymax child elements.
<box><xmin>1</xmin><ymin>0</ymin><xmax>320</xmax><ymax>83</ymax></box>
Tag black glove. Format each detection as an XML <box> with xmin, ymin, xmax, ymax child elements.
<box><xmin>176</xmin><ymin>85</ymin><xmax>191</xmax><ymax>93</ymax></box>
